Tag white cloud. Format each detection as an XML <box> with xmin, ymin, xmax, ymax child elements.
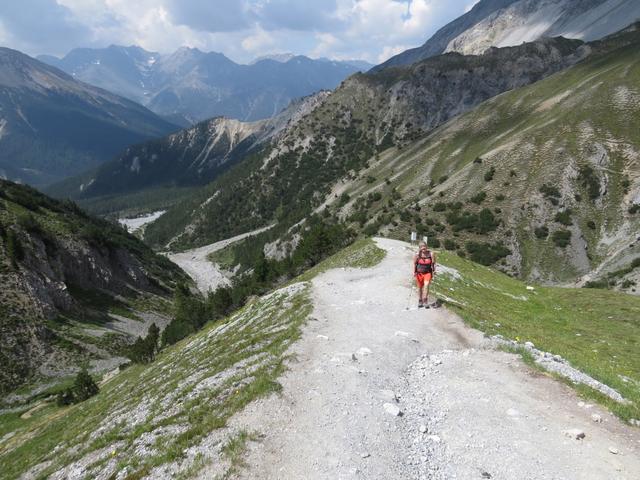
<box><xmin>1</xmin><ymin>0</ymin><xmax>473</xmax><ymax>64</ymax></box>
<box><xmin>241</xmin><ymin>29</ymin><xmax>276</xmax><ymax>53</ymax></box>
<box><xmin>377</xmin><ymin>44</ymin><xmax>412</xmax><ymax>63</ymax></box>
<box><xmin>465</xmin><ymin>0</ymin><xmax>481</xmax><ymax>13</ymax></box>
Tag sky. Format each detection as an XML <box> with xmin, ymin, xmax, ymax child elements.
<box><xmin>0</xmin><ymin>0</ymin><xmax>479</xmax><ymax>64</ymax></box>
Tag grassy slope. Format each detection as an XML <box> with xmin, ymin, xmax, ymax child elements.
<box><xmin>432</xmin><ymin>250</ymin><xmax>640</xmax><ymax>420</ymax></box>
<box><xmin>335</xmin><ymin>37</ymin><xmax>640</xmax><ymax>285</ymax></box>
<box><xmin>0</xmin><ymin>239</ymin><xmax>385</xmax><ymax>480</ymax></box>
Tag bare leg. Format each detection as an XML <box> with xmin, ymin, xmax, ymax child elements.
<box><xmin>418</xmin><ymin>285</ymin><xmax>424</xmax><ymax>304</ymax></box>
<box><xmin>423</xmin><ymin>282</ymin><xmax>430</xmax><ymax>304</ymax></box>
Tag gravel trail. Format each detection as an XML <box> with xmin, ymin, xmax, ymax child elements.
<box><xmin>231</xmin><ymin>237</ymin><xmax>640</xmax><ymax>479</ymax></box>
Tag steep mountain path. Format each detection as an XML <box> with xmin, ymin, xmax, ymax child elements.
<box><xmin>167</xmin><ymin>224</ymin><xmax>273</xmax><ymax>292</ymax></box>
<box><xmin>230</xmin><ymin>238</ymin><xmax>640</xmax><ymax>479</ymax></box>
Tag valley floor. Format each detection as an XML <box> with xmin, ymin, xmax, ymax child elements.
<box><xmin>225</xmin><ymin>238</ymin><xmax>639</xmax><ymax>479</ymax></box>
<box><xmin>167</xmin><ymin>225</ymin><xmax>274</xmax><ymax>292</ymax></box>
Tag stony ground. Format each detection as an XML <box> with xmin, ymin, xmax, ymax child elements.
<box><xmin>167</xmin><ymin>225</ymin><xmax>273</xmax><ymax>292</ymax></box>
<box><xmin>229</xmin><ymin>238</ymin><xmax>640</xmax><ymax>479</ymax></box>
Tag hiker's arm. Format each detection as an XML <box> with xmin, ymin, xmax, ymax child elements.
<box><xmin>412</xmin><ymin>254</ymin><xmax>417</xmax><ymax>275</ymax></box>
<box><xmin>432</xmin><ymin>252</ymin><xmax>437</xmax><ymax>275</ymax></box>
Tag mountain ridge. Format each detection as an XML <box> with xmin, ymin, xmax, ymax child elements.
<box><xmin>39</xmin><ymin>45</ymin><xmax>369</xmax><ymax>123</ymax></box>
<box><xmin>373</xmin><ymin>0</ymin><xmax>640</xmax><ymax>72</ymax></box>
<box><xmin>140</xmin><ymin>35</ymin><xmax>592</xmax><ymax>250</ymax></box>
<box><xmin>46</xmin><ymin>91</ymin><xmax>330</xmax><ymax>200</ymax></box>
<box><xmin>0</xmin><ymin>47</ymin><xmax>177</xmax><ymax>186</ymax></box>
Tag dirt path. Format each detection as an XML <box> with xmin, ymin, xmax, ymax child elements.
<box><xmin>231</xmin><ymin>237</ymin><xmax>640</xmax><ymax>479</ymax></box>
<box><xmin>167</xmin><ymin>225</ymin><xmax>273</xmax><ymax>292</ymax></box>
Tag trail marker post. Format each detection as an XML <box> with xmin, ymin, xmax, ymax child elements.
<box><xmin>410</xmin><ymin>231</ymin><xmax>417</xmax><ymax>245</ymax></box>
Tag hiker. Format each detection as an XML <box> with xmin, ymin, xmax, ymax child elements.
<box><xmin>413</xmin><ymin>241</ymin><xmax>436</xmax><ymax>308</ymax></box>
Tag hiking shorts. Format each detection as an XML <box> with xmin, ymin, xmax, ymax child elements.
<box><xmin>415</xmin><ymin>272</ymin><xmax>432</xmax><ymax>288</ymax></box>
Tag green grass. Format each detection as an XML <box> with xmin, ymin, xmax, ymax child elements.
<box><xmin>220</xmin><ymin>430</ymin><xmax>259</xmax><ymax>478</ymax></box>
<box><xmin>206</xmin><ymin>245</ymin><xmax>236</xmax><ymax>271</ymax></box>
<box><xmin>296</xmin><ymin>237</ymin><xmax>386</xmax><ymax>282</ymax></box>
<box><xmin>0</xmin><ymin>284</ymin><xmax>312</xmax><ymax>480</ymax></box>
<box><xmin>432</xmin><ymin>251</ymin><xmax>640</xmax><ymax>421</ymax></box>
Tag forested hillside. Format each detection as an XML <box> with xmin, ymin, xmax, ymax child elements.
<box><xmin>0</xmin><ymin>180</ymin><xmax>187</xmax><ymax>394</ymax></box>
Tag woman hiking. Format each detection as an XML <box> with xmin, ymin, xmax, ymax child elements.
<box><xmin>413</xmin><ymin>241</ymin><xmax>436</xmax><ymax>308</ymax></box>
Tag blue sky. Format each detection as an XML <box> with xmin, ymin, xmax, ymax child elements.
<box><xmin>0</xmin><ymin>0</ymin><xmax>479</xmax><ymax>64</ymax></box>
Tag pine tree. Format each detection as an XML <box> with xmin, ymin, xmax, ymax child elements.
<box><xmin>73</xmin><ymin>368</ymin><xmax>99</xmax><ymax>402</ymax></box>
<box><xmin>6</xmin><ymin>229</ymin><xmax>24</xmax><ymax>266</ymax></box>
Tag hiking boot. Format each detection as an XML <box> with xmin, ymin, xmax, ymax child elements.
<box><xmin>424</xmin><ymin>304</ymin><xmax>431</xmax><ymax>309</ymax></box>
<box><xmin>418</xmin><ymin>302</ymin><xmax>424</xmax><ymax>308</ymax></box>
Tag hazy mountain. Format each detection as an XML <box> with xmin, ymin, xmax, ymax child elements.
<box><xmin>374</xmin><ymin>0</ymin><xmax>640</xmax><ymax>71</ymax></box>
<box><xmin>0</xmin><ymin>179</ymin><xmax>187</xmax><ymax>393</ymax></box>
<box><xmin>0</xmin><ymin>47</ymin><xmax>177</xmax><ymax>186</ymax></box>
<box><xmin>249</xmin><ymin>52</ymin><xmax>297</xmax><ymax>64</ymax></box>
<box><xmin>39</xmin><ymin>46</ymin><xmax>368</xmax><ymax>123</ymax></box>
<box><xmin>48</xmin><ymin>92</ymin><xmax>329</xmax><ymax>200</ymax></box>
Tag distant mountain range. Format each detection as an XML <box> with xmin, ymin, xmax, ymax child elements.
<box><xmin>39</xmin><ymin>46</ymin><xmax>372</xmax><ymax>123</ymax></box>
<box><xmin>374</xmin><ymin>0</ymin><xmax>640</xmax><ymax>71</ymax></box>
<box><xmin>48</xmin><ymin>92</ymin><xmax>330</xmax><ymax>200</ymax></box>
<box><xmin>0</xmin><ymin>47</ymin><xmax>177</xmax><ymax>186</ymax></box>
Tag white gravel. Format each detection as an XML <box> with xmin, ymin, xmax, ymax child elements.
<box><xmin>228</xmin><ymin>238</ymin><xmax>640</xmax><ymax>479</ymax></box>
<box><xmin>167</xmin><ymin>225</ymin><xmax>273</xmax><ymax>293</ymax></box>
<box><xmin>118</xmin><ymin>210</ymin><xmax>166</xmax><ymax>233</ymax></box>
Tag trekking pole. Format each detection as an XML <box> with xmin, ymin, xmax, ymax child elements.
<box><xmin>405</xmin><ymin>276</ymin><xmax>415</xmax><ymax>310</ymax></box>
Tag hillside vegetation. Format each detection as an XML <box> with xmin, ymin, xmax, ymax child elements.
<box><xmin>144</xmin><ymin>35</ymin><xmax>591</xmax><ymax>250</ymax></box>
<box><xmin>334</xmin><ymin>26</ymin><xmax>640</xmax><ymax>287</ymax></box>
<box><xmin>0</xmin><ymin>180</ymin><xmax>187</xmax><ymax>394</ymax></box>
<box><xmin>142</xmin><ymin>25</ymin><xmax>640</xmax><ymax>290</ymax></box>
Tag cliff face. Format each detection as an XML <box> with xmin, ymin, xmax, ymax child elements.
<box><xmin>373</xmin><ymin>0</ymin><xmax>638</xmax><ymax>72</ymax></box>
<box><xmin>327</xmin><ymin>37</ymin><xmax>589</xmax><ymax>145</ymax></box>
<box><xmin>444</xmin><ymin>0</ymin><xmax>640</xmax><ymax>55</ymax></box>
<box><xmin>0</xmin><ymin>180</ymin><xmax>187</xmax><ymax>393</ymax></box>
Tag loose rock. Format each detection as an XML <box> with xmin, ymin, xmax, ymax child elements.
<box><xmin>563</xmin><ymin>429</ymin><xmax>586</xmax><ymax>440</ymax></box>
<box><xmin>591</xmin><ymin>413</ymin><xmax>602</xmax><ymax>423</ymax></box>
<box><xmin>609</xmin><ymin>447</ymin><xmax>619</xmax><ymax>455</ymax></box>
<box><xmin>383</xmin><ymin>403</ymin><xmax>401</xmax><ymax>416</ymax></box>
<box><xmin>380</xmin><ymin>390</ymin><xmax>398</xmax><ymax>402</ymax></box>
